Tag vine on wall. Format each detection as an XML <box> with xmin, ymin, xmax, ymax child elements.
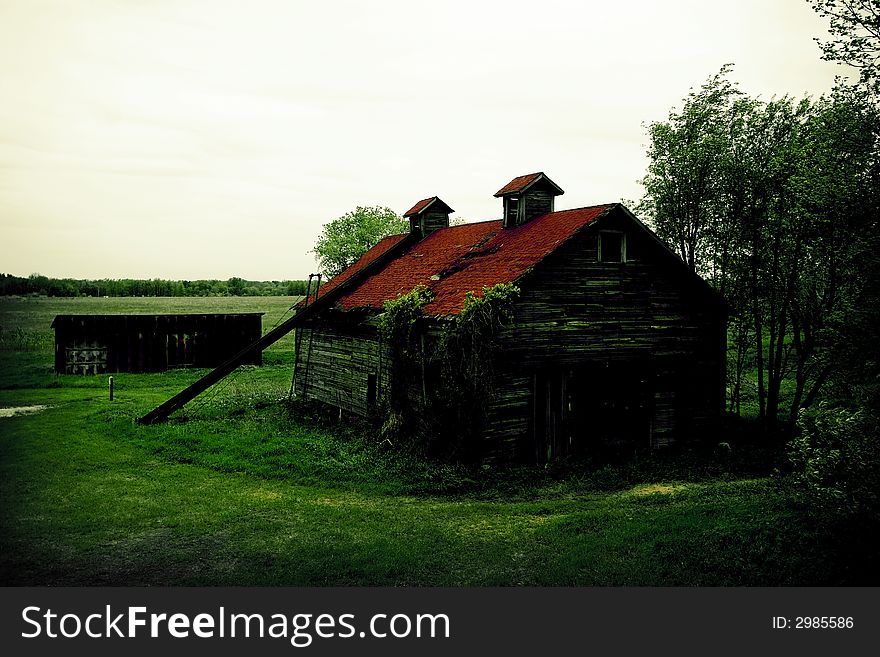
<box><xmin>433</xmin><ymin>283</ymin><xmax>520</xmax><ymax>459</ymax></box>
<box><xmin>377</xmin><ymin>284</ymin><xmax>433</xmax><ymax>441</ymax></box>
<box><xmin>377</xmin><ymin>282</ymin><xmax>520</xmax><ymax>460</ymax></box>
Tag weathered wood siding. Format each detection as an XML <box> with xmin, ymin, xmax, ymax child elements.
<box><xmin>503</xmin><ymin>191</ymin><xmax>555</xmax><ymax>228</ymax></box>
<box><xmin>482</xmin><ymin>210</ymin><xmax>726</xmax><ymax>461</ymax></box>
<box><xmin>292</xmin><ymin>317</ymin><xmax>386</xmax><ymax>417</ymax></box>
<box><xmin>422</xmin><ymin>211</ymin><xmax>449</xmax><ymax>235</ymax></box>
<box><xmin>522</xmin><ymin>191</ymin><xmax>554</xmax><ymax>223</ymax></box>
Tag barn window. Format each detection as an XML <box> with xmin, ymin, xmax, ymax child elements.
<box><xmin>367</xmin><ymin>373</ymin><xmax>377</xmax><ymax>406</ymax></box>
<box><xmin>599</xmin><ymin>231</ymin><xmax>625</xmax><ymax>263</ymax></box>
<box><xmin>505</xmin><ymin>196</ymin><xmax>520</xmax><ymax>228</ymax></box>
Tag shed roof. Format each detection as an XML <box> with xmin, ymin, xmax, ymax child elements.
<box><xmin>329</xmin><ymin>204</ymin><xmax>614</xmax><ymax>316</ymax></box>
<box><xmin>50</xmin><ymin>313</ymin><xmax>264</xmax><ymax>329</ymax></box>
<box><xmin>494</xmin><ymin>172</ymin><xmax>564</xmax><ymax>197</ymax></box>
<box><xmin>403</xmin><ymin>196</ymin><xmax>454</xmax><ymax>217</ymax></box>
<box><xmin>309</xmin><ymin>232</ymin><xmax>410</xmax><ymax>303</ymax></box>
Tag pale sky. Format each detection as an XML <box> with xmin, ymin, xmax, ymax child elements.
<box><xmin>0</xmin><ymin>0</ymin><xmax>846</xmax><ymax>280</ymax></box>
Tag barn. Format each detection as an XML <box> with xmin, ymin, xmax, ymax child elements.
<box><xmin>289</xmin><ymin>172</ymin><xmax>727</xmax><ymax>463</ymax></box>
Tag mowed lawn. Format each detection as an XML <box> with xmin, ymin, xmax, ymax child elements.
<box><xmin>0</xmin><ymin>296</ymin><xmax>875</xmax><ymax>585</ymax></box>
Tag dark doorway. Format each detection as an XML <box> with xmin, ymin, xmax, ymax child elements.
<box><xmin>534</xmin><ymin>361</ymin><xmax>652</xmax><ymax>463</ymax></box>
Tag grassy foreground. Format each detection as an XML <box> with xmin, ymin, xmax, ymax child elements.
<box><xmin>0</xmin><ymin>296</ymin><xmax>876</xmax><ymax>585</ymax></box>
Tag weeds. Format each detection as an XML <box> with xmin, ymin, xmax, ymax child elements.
<box><xmin>0</xmin><ymin>326</ymin><xmax>48</xmax><ymax>351</ymax></box>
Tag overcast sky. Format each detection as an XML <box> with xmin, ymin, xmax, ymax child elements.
<box><xmin>0</xmin><ymin>0</ymin><xmax>847</xmax><ymax>280</ymax></box>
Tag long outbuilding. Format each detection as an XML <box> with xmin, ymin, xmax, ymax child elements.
<box><xmin>52</xmin><ymin>313</ymin><xmax>263</xmax><ymax>375</ymax></box>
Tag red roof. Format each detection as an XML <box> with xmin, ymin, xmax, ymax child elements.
<box><xmin>334</xmin><ymin>204</ymin><xmax>614</xmax><ymax>316</ymax></box>
<box><xmin>403</xmin><ymin>196</ymin><xmax>454</xmax><ymax>218</ymax></box>
<box><xmin>494</xmin><ymin>173</ymin><xmax>543</xmax><ymax>197</ymax></box>
<box><xmin>306</xmin><ymin>232</ymin><xmax>408</xmax><ymax>304</ymax></box>
<box><xmin>403</xmin><ymin>197</ymin><xmax>436</xmax><ymax>217</ymax></box>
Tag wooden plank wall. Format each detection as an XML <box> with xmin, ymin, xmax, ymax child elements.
<box><xmin>481</xmin><ymin>212</ymin><xmax>726</xmax><ymax>461</ymax></box>
<box><xmin>522</xmin><ymin>191</ymin><xmax>554</xmax><ymax>223</ymax></box>
<box><xmin>292</xmin><ymin>317</ymin><xmax>385</xmax><ymax>417</ymax></box>
<box><xmin>422</xmin><ymin>211</ymin><xmax>449</xmax><ymax>235</ymax></box>
<box><xmin>53</xmin><ymin>314</ymin><xmax>263</xmax><ymax>374</ymax></box>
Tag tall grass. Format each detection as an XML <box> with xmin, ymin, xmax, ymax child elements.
<box><xmin>0</xmin><ymin>326</ymin><xmax>49</xmax><ymax>352</ymax></box>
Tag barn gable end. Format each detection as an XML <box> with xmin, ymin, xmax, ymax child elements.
<box><xmin>482</xmin><ymin>206</ymin><xmax>726</xmax><ymax>461</ymax></box>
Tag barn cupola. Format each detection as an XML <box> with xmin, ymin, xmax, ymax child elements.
<box><xmin>403</xmin><ymin>196</ymin><xmax>454</xmax><ymax>238</ymax></box>
<box><xmin>494</xmin><ymin>172</ymin><xmax>564</xmax><ymax>228</ymax></box>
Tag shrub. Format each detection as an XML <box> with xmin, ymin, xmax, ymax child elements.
<box><xmin>788</xmin><ymin>403</ymin><xmax>880</xmax><ymax>517</ymax></box>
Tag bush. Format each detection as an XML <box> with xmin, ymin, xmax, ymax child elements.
<box><xmin>788</xmin><ymin>403</ymin><xmax>880</xmax><ymax>517</ymax></box>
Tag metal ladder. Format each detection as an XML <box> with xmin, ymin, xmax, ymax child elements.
<box><xmin>289</xmin><ymin>273</ymin><xmax>322</xmax><ymax>400</ymax></box>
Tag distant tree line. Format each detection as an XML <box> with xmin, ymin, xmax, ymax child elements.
<box><xmin>0</xmin><ymin>273</ymin><xmax>310</xmax><ymax>298</ymax></box>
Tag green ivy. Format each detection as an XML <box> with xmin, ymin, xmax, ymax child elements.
<box><xmin>433</xmin><ymin>283</ymin><xmax>520</xmax><ymax>459</ymax></box>
<box><xmin>444</xmin><ymin>282</ymin><xmax>520</xmax><ymax>398</ymax></box>
<box><xmin>377</xmin><ymin>285</ymin><xmax>434</xmax><ymax>442</ymax></box>
<box><xmin>377</xmin><ymin>282</ymin><xmax>520</xmax><ymax>459</ymax></box>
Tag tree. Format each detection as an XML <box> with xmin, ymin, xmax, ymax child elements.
<box><xmin>785</xmin><ymin>86</ymin><xmax>880</xmax><ymax>422</ymax></box>
<box><xmin>312</xmin><ymin>206</ymin><xmax>407</xmax><ymax>278</ymax></box>
<box><xmin>808</xmin><ymin>0</ymin><xmax>880</xmax><ymax>93</ymax></box>
<box><xmin>638</xmin><ymin>64</ymin><xmax>740</xmax><ymax>273</ymax></box>
<box><xmin>639</xmin><ymin>67</ymin><xmax>759</xmax><ymax>419</ymax></box>
<box><xmin>641</xmin><ymin>68</ymin><xmax>880</xmax><ymax>428</ymax></box>
<box><xmin>227</xmin><ymin>276</ymin><xmax>245</xmax><ymax>296</ymax></box>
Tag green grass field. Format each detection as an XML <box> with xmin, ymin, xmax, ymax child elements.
<box><xmin>0</xmin><ymin>296</ymin><xmax>876</xmax><ymax>585</ymax></box>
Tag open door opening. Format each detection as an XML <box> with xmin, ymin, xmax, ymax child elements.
<box><xmin>534</xmin><ymin>361</ymin><xmax>652</xmax><ymax>463</ymax></box>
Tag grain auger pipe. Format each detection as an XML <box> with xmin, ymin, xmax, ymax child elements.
<box><xmin>137</xmin><ymin>312</ymin><xmax>302</xmax><ymax>424</ymax></box>
<box><xmin>137</xmin><ymin>232</ymin><xmax>418</xmax><ymax>425</ymax></box>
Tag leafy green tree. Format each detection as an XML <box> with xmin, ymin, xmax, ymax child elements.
<box><xmin>227</xmin><ymin>276</ymin><xmax>245</xmax><ymax>296</ymax></box>
<box><xmin>808</xmin><ymin>0</ymin><xmax>880</xmax><ymax>93</ymax></box>
<box><xmin>786</xmin><ymin>86</ymin><xmax>880</xmax><ymax>422</ymax></box>
<box><xmin>639</xmin><ymin>67</ymin><xmax>758</xmax><ymax>417</ymax></box>
<box><xmin>312</xmin><ymin>206</ymin><xmax>407</xmax><ymax>278</ymax></box>
<box><xmin>640</xmin><ymin>68</ymin><xmax>880</xmax><ymax>428</ymax></box>
<box><xmin>638</xmin><ymin>64</ymin><xmax>740</xmax><ymax>272</ymax></box>
<box><xmin>738</xmin><ymin>97</ymin><xmax>814</xmax><ymax>425</ymax></box>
